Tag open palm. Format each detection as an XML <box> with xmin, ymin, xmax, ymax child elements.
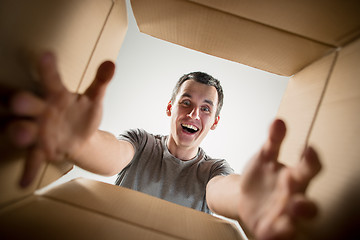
<box><xmin>238</xmin><ymin>119</ymin><xmax>321</xmax><ymax>240</ymax></box>
<box><xmin>9</xmin><ymin>52</ymin><xmax>115</xmax><ymax>187</ymax></box>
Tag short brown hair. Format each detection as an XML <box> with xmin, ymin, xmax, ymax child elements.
<box><xmin>170</xmin><ymin>72</ymin><xmax>224</xmax><ymax>117</ymax></box>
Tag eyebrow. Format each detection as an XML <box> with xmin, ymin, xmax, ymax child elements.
<box><xmin>204</xmin><ymin>99</ymin><xmax>214</xmax><ymax>106</ymax></box>
<box><xmin>180</xmin><ymin>93</ymin><xmax>214</xmax><ymax>106</ymax></box>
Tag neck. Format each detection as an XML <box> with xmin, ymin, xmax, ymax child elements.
<box><xmin>166</xmin><ymin>136</ymin><xmax>199</xmax><ymax>161</ymax></box>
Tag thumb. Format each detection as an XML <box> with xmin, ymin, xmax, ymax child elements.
<box><xmin>84</xmin><ymin>61</ymin><xmax>115</xmax><ymax>101</ymax></box>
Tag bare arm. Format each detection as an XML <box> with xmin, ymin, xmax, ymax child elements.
<box><xmin>7</xmin><ymin>52</ymin><xmax>133</xmax><ymax>187</ymax></box>
<box><xmin>206</xmin><ymin>119</ymin><xmax>321</xmax><ymax>240</ymax></box>
<box><xmin>72</xmin><ymin>130</ymin><xmax>134</xmax><ymax>177</ymax></box>
<box><xmin>206</xmin><ymin>174</ymin><xmax>242</xmax><ymax>220</ymax></box>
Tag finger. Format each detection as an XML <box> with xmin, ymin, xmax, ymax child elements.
<box><xmin>38</xmin><ymin>52</ymin><xmax>67</xmax><ymax>94</ymax></box>
<box><xmin>38</xmin><ymin>108</ymin><xmax>57</xmax><ymax>161</ymax></box>
<box><xmin>270</xmin><ymin>216</ymin><xmax>295</xmax><ymax>240</ymax></box>
<box><xmin>84</xmin><ymin>61</ymin><xmax>115</xmax><ymax>101</ymax></box>
<box><xmin>20</xmin><ymin>146</ymin><xmax>45</xmax><ymax>188</ymax></box>
<box><xmin>257</xmin><ymin>215</ymin><xmax>295</xmax><ymax>240</ymax></box>
<box><xmin>294</xmin><ymin>146</ymin><xmax>322</xmax><ymax>191</ymax></box>
<box><xmin>10</xmin><ymin>91</ymin><xmax>46</xmax><ymax>116</ymax></box>
<box><xmin>7</xmin><ymin>120</ymin><xmax>38</xmax><ymax>147</ymax></box>
<box><xmin>261</xmin><ymin>119</ymin><xmax>286</xmax><ymax>161</ymax></box>
<box><xmin>288</xmin><ymin>194</ymin><xmax>318</xmax><ymax>219</ymax></box>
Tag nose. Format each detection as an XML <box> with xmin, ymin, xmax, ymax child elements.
<box><xmin>187</xmin><ymin>107</ymin><xmax>200</xmax><ymax>120</ymax></box>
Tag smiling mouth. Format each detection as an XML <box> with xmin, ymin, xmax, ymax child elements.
<box><xmin>181</xmin><ymin>123</ymin><xmax>199</xmax><ymax>134</ymax></box>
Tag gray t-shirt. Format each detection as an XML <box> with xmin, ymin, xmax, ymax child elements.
<box><xmin>115</xmin><ymin>129</ymin><xmax>234</xmax><ymax>214</ymax></box>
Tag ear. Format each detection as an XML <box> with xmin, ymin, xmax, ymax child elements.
<box><xmin>166</xmin><ymin>101</ymin><xmax>172</xmax><ymax>116</ymax></box>
<box><xmin>211</xmin><ymin>115</ymin><xmax>220</xmax><ymax>130</ymax></box>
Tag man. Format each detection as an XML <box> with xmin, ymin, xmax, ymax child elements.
<box><xmin>115</xmin><ymin>71</ymin><xmax>232</xmax><ymax>213</ymax></box>
<box><xmin>7</xmin><ymin>52</ymin><xmax>321</xmax><ymax>240</ymax></box>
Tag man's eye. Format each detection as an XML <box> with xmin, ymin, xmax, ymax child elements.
<box><xmin>201</xmin><ymin>106</ymin><xmax>210</xmax><ymax>112</ymax></box>
<box><xmin>182</xmin><ymin>100</ymin><xmax>190</xmax><ymax>106</ymax></box>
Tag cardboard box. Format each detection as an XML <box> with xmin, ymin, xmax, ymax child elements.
<box><xmin>2</xmin><ymin>0</ymin><xmax>360</xmax><ymax>239</ymax></box>
<box><xmin>131</xmin><ymin>0</ymin><xmax>360</xmax><ymax>239</ymax></box>
<box><xmin>0</xmin><ymin>0</ymin><xmax>243</xmax><ymax>239</ymax></box>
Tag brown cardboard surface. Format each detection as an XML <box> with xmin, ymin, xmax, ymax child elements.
<box><xmin>0</xmin><ymin>0</ymin><xmax>113</xmax><ymax>93</ymax></box>
<box><xmin>130</xmin><ymin>0</ymin><xmax>333</xmax><ymax>76</ymax></box>
<box><xmin>1</xmin><ymin>1</ymin><xmax>360</xmax><ymax>239</ymax></box>
<box><xmin>43</xmin><ymin>178</ymin><xmax>242</xmax><ymax>239</ymax></box>
<box><xmin>0</xmin><ymin>196</ymin><xmax>180</xmax><ymax>240</ymax></box>
<box><xmin>276</xmin><ymin>52</ymin><xmax>337</xmax><ymax>165</ymax></box>
<box><xmin>39</xmin><ymin>0</ymin><xmax>128</xmax><ymax>189</ymax></box>
<box><xmin>0</xmin><ymin>0</ymin><xmax>127</xmax><ymax>208</ymax></box>
<box><xmin>0</xmin><ymin>178</ymin><xmax>243</xmax><ymax>240</ymax></box>
<box><xmin>78</xmin><ymin>0</ymin><xmax>128</xmax><ymax>93</ymax></box>
<box><xmin>37</xmin><ymin>162</ymin><xmax>73</xmax><ymax>189</ymax></box>
<box><xmin>303</xmin><ymin>37</ymin><xmax>360</xmax><ymax>239</ymax></box>
<box><xmin>0</xmin><ymin>149</ymin><xmax>45</xmax><ymax>208</ymax></box>
<box><xmin>190</xmin><ymin>0</ymin><xmax>360</xmax><ymax>47</ymax></box>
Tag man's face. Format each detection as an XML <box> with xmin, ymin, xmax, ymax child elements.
<box><xmin>167</xmin><ymin>79</ymin><xmax>220</xmax><ymax>151</ymax></box>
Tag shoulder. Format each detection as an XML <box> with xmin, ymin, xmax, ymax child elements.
<box><xmin>201</xmin><ymin>151</ymin><xmax>234</xmax><ymax>177</ymax></box>
<box><xmin>201</xmin><ymin>150</ymin><xmax>225</xmax><ymax>164</ymax></box>
<box><xmin>118</xmin><ymin>128</ymin><xmax>149</xmax><ymax>141</ymax></box>
<box><xmin>118</xmin><ymin>128</ymin><xmax>165</xmax><ymax>148</ymax></box>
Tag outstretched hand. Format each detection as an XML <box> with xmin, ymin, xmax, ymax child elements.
<box><xmin>239</xmin><ymin>119</ymin><xmax>321</xmax><ymax>240</ymax></box>
<box><xmin>7</xmin><ymin>52</ymin><xmax>115</xmax><ymax>187</ymax></box>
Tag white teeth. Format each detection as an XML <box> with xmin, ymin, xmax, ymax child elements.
<box><xmin>181</xmin><ymin>124</ymin><xmax>198</xmax><ymax>131</ymax></box>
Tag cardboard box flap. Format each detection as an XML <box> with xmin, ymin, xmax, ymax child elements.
<box><xmin>78</xmin><ymin>0</ymin><xmax>128</xmax><ymax>93</ymax></box>
<box><xmin>0</xmin><ymin>0</ymin><xmax>115</xmax><ymax>93</ymax></box>
<box><xmin>0</xmin><ymin>195</ymin><xmax>183</xmax><ymax>239</ymax></box>
<box><xmin>40</xmin><ymin>178</ymin><xmax>243</xmax><ymax>240</ymax></box>
<box><xmin>276</xmin><ymin>36</ymin><xmax>360</xmax><ymax>239</ymax></box>
<box><xmin>131</xmin><ymin>0</ymin><xmax>334</xmax><ymax>76</ymax></box>
<box><xmin>304</xmin><ymin>37</ymin><xmax>360</xmax><ymax>239</ymax></box>
<box><xmin>0</xmin><ymin>149</ymin><xmax>45</xmax><ymax>208</ymax></box>
<box><xmin>39</xmin><ymin>0</ymin><xmax>128</xmax><ymax>189</ymax></box>
<box><xmin>277</xmin><ymin>51</ymin><xmax>337</xmax><ymax>165</ymax></box>
<box><xmin>0</xmin><ymin>0</ymin><xmax>128</xmax><ymax>207</ymax></box>
<box><xmin>190</xmin><ymin>0</ymin><xmax>360</xmax><ymax>47</ymax></box>
<box><xmin>37</xmin><ymin>162</ymin><xmax>73</xmax><ymax>189</ymax></box>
